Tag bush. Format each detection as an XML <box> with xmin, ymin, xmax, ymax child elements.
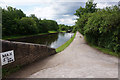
<box><xmin>84</xmin><ymin>6</ymin><xmax>120</xmax><ymax>52</ymax></box>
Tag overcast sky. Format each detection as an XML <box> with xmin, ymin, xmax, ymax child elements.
<box><xmin>0</xmin><ymin>0</ymin><xmax>119</xmax><ymax>25</ymax></box>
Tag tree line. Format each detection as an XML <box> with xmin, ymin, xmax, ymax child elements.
<box><xmin>2</xmin><ymin>6</ymin><xmax>74</xmax><ymax>37</ymax></box>
<box><xmin>74</xmin><ymin>0</ymin><xmax>120</xmax><ymax>53</ymax></box>
<box><xmin>58</xmin><ymin>24</ymin><xmax>75</xmax><ymax>32</ymax></box>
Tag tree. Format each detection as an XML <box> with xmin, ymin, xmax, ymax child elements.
<box><xmin>39</xmin><ymin>20</ymin><xmax>49</xmax><ymax>33</ymax></box>
<box><xmin>58</xmin><ymin>24</ymin><xmax>73</xmax><ymax>32</ymax></box>
<box><xmin>18</xmin><ymin>17</ymin><xmax>38</xmax><ymax>35</ymax></box>
<box><xmin>2</xmin><ymin>6</ymin><xmax>26</xmax><ymax>36</ymax></box>
<box><xmin>38</xmin><ymin>19</ymin><xmax>59</xmax><ymax>33</ymax></box>
<box><xmin>2</xmin><ymin>6</ymin><xmax>59</xmax><ymax>37</ymax></box>
<box><xmin>74</xmin><ymin>0</ymin><xmax>97</xmax><ymax>35</ymax></box>
<box><xmin>74</xmin><ymin>0</ymin><xmax>97</xmax><ymax>18</ymax></box>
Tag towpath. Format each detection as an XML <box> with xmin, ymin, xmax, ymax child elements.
<box><xmin>8</xmin><ymin>32</ymin><xmax>118</xmax><ymax>78</ymax></box>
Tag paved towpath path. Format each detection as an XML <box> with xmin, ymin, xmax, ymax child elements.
<box><xmin>9</xmin><ymin>32</ymin><xmax>118</xmax><ymax>78</ymax></box>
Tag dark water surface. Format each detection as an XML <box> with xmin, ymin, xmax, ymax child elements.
<box><xmin>9</xmin><ymin>33</ymin><xmax>74</xmax><ymax>49</ymax></box>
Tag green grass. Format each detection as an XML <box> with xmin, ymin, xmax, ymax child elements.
<box><xmin>86</xmin><ymin>40</ymin><xmax>119</xmax><ymax>57</ymax></box>
<box><xmin>60</xmin><ymin>31</ymin><xmax>66</xmax><ymax>32</ymax></box>
<box><xmin>56</xmin><ymin>32</ymin><xmax>76</xmax><ymax>53</ymax></box>
<box><xmin>3</xmin><ymin>31</ymin><xmax>59</xmax><ymax>40</ymax></box>
<box><xmin>3</xmin><ymin>33</ymin><xmax>47</xmax><ymax>40</ymax></box>
<box><xmin>48</xmin><ymin>31</ymin><xmax>58</xmax><ymax>33</ymax></box>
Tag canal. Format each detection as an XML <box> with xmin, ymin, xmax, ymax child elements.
<box><xmin>9</xmin><ymin>33</ymin><xmax>74</xmax><ymax>49</ymax></box>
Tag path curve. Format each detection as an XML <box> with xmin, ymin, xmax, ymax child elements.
<box><xmin>9</xmin><ymin>32</ymin><xmax>118</xmax><ymax>78</ymax></box>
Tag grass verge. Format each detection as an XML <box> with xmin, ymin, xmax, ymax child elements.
<box><xmin>56</xmin><ymin>32</ymin><xmax>76</xmax><ymax>53</ymax></box>
<box><xmin>48</xmin><ymin>31</ymin><xmax>58</xmax><ymax>33</ymax></box>
<box><xmin>86</xmin><ymin>40</ymin><xmax>119</xmax><ymax>57</ymax></box>
<box><xmin>60</xmin><ymin>31</ymin><xmax>66</xmax><ymax>32</ymax></box>
<box><xmin>3</xmin><ymin>31</ymin><xmax>59</xmax><ymax>40</ymax></box>
<box><xmin>3</xmin><ymin>33</ymin><xmax>47</xmax><ymax>40</ymax></box>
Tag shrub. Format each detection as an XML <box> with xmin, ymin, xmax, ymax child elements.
<box><xmin>84</xmin><ymin>6</ymin><xmax>120</xmax><ymax>52</ymax></box>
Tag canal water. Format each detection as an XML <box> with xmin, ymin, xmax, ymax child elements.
<box><xmin>9</xmin><ymin>33</ymin><xmax>74</xmax><ymax>49</ymax></box>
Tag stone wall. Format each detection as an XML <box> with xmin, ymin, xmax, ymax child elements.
<box><xmin>1</xmin><ymin>40</ymin><xmax>56</xmax><ymax>69</ymax></box>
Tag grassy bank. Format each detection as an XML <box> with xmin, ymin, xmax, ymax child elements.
<box><xmin>3</xmin><ymin>31</ymin><xmax>59</xmax><ymax>40</ymax></box>
<box><xmin>56</xmin><ymin>32</ymin><xmax>76</xmax><ymax>53</ymax></box>
<box><xmin>48</xmin><ymin>31</ymin><xmax>57</xmax><ymax>33</ymax></box>
<box><xmin>85</xmin><ymin>38</ymin><xmax>119</xmax><ymax>57</ymax></box>
<box><xmin>60</xmin><ymin>31</ymin><xmax>66</xmax><ymax>32</ymax></box>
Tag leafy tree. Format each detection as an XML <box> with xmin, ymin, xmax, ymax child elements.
<box><xmin>2</xmin><ymin>6</ymin><xmax>26</xmax><ymax>36</ymax></box>
<box><xmin>39</xmin><ymin>19</ymin><xmax>49</xmax><ymax>33</ymax></box>
<box><xmin>74</xmin><ymin>0</ymin><xmax>120</xmax><ymax>53</ymax></box>
<box><xmin>75</xmin><ymin>13</ymin><xmax>92</xmax><ymax>35</ymax></box>
<box><xmin>74</xmin><ymin>0</ymin><xmax>97</xmax><ymax>35</ymax></box>
<box><xmin>58</xmin><ymin>24</ymin><xmax>73</xmax><ymax>31</ymax></box>
<box><xmin>2</xmin><ymin>6</ymin><xmax>59</xmax><ymax>37</ymax></box>
<box><xmin>46</xmin><ymin>20</ymin><xmax>58</xmax><ymax>31</ymax></box>
<box><xmin>29</xmin><ymin>14</ymin><xmax>42</xmax><ymax>33</ymax></box>
<box><xmin>18</xmin><ymin>17</ymin><xmax>38</xmax><ymax>35</ymax></box>
<box><xmin>74</xmin><ymin>0</ymin><xmax>97</xmax><ymax>18</ymax></box>
<box><xmin>72</xmin><ymin>26</ymin><xmax>77</xmax><ymax>32</ymax></box>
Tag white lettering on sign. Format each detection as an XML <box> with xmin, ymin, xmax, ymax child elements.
<box><xmin>1</xmin><ymin>50</ymin><xmax>15</xmax><ymax>66</ymax></box>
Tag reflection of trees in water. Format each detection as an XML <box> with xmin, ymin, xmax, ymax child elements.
<box><xmin>59</xmin><ymin>33</ymin><xmax>65</xmax><ymax>37</ymax></box>
<box><xmin>9</xmin><ymin>33</ymin><xmax>59</xmax><ymax>46</ymax></box>
<box><xmin>41</xmin><ymin>34</ymin><xmax>58</xmax><ymax>46</ymax></box>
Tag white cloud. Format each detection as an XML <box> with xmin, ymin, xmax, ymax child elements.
<box><xmin>57</xmin><ymin>0</ymin><xmax>119</xmax><ymax>2</ymax></box>
<box><xmin>25</xmin><ymin>6</ymin><xmax>55</xmax><ymax>20</ymax></box>
<box><xmin>94</xmin><ymin>0</ymin><xmax>119</xmax><ymax>2</ymax></box>
<box><xmin>0</xmin><ymin>0</ymin><xmax>118</xmax><ymax>25</ymax></box>
<box><xmin>56</xmin><ymin>15</ymin><xmax>77</xmax><ymax>25</ymax></box>
<box><xmin>24</xmin><ymin>2</ymin><xmax>66</xmax><ymax>19</ymax></box>
<box><xmin>1</xmin><ymin>0</ymin><xmax>78</xmax><ymax>25</ymax></box>
<box><xmin>97</xmin><ymin>2</ymin><xmax>114</xmax><ymax>8</ymax></box>
<box><xmin>57</xmin><ymin>18</ymin><xmax>76</xmax><ymax>25</ymax></box>
<box><xmin>63</xmin><ymin>15</ymin><xmax>70</xmax><ymax>17</ymax></box>
<box><xmin>24</xmin><ymin>2</ymin><xmax>79</xmax><ymax>25</ymax></box>
<box><xmin>1</xmin><ymin>0</ymin><xmax>54</xmax><ymax>6</ymax></box>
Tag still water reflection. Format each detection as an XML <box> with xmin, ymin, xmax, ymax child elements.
<box><xmin>9</xmin><ymin>33</ymin><xmax>74</xmax><ymax>49</ymax></box>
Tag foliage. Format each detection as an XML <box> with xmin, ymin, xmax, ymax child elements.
<box><xmin>75</xmin><ymin>13</ymin><xmax>92</xmax><ymax>34</ymax></box>
<box><xmin>2</xmin><ymin>6</ymin><xmax>59</xmax><ymax>37</ymax></box>
<box><xmin>86</xmin><ymin>39</ymin><xmax>119</xmax><ymax>57</ymax></box>
<box><xmin>58</xmin><ymin>24</ymin><xmax>73</xmax><ymax>32</ymax></box>
<box><xmin>74</xmin><ymin>0</ymin><xmax>97</xmax><ymax>35</ymax></box>
<box><xmin>75</xmin><ymin>0</ymin><xmax>120</xmax><ymax>53</ymax></box>
<box><xmin>84</xmin><ymin>6</ymin><xmax>120</xmax><ymax>52</ymax></box>
<box><xmin>2</xmin><ymin>6</ymin><xmax>26</xmax><ymax>36</ymax></box>
<box><xmin>72</xmin><ymin>26</ymin><xmax>77</xmax><ymax>32</ymax></box>
<box><xmin>18</xmin><ymin>17</ymin><xmax>38</xmax><ymax>35</ymax></box>
<box><xmin>74</xmin><ymin>0</ymin><xmax>97</xmax><ymax>18</ymax></box>
<box><xmin>39</xmin><ymin>19</ymin><xmax>58</xmax><ymax>33</ymax></box>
